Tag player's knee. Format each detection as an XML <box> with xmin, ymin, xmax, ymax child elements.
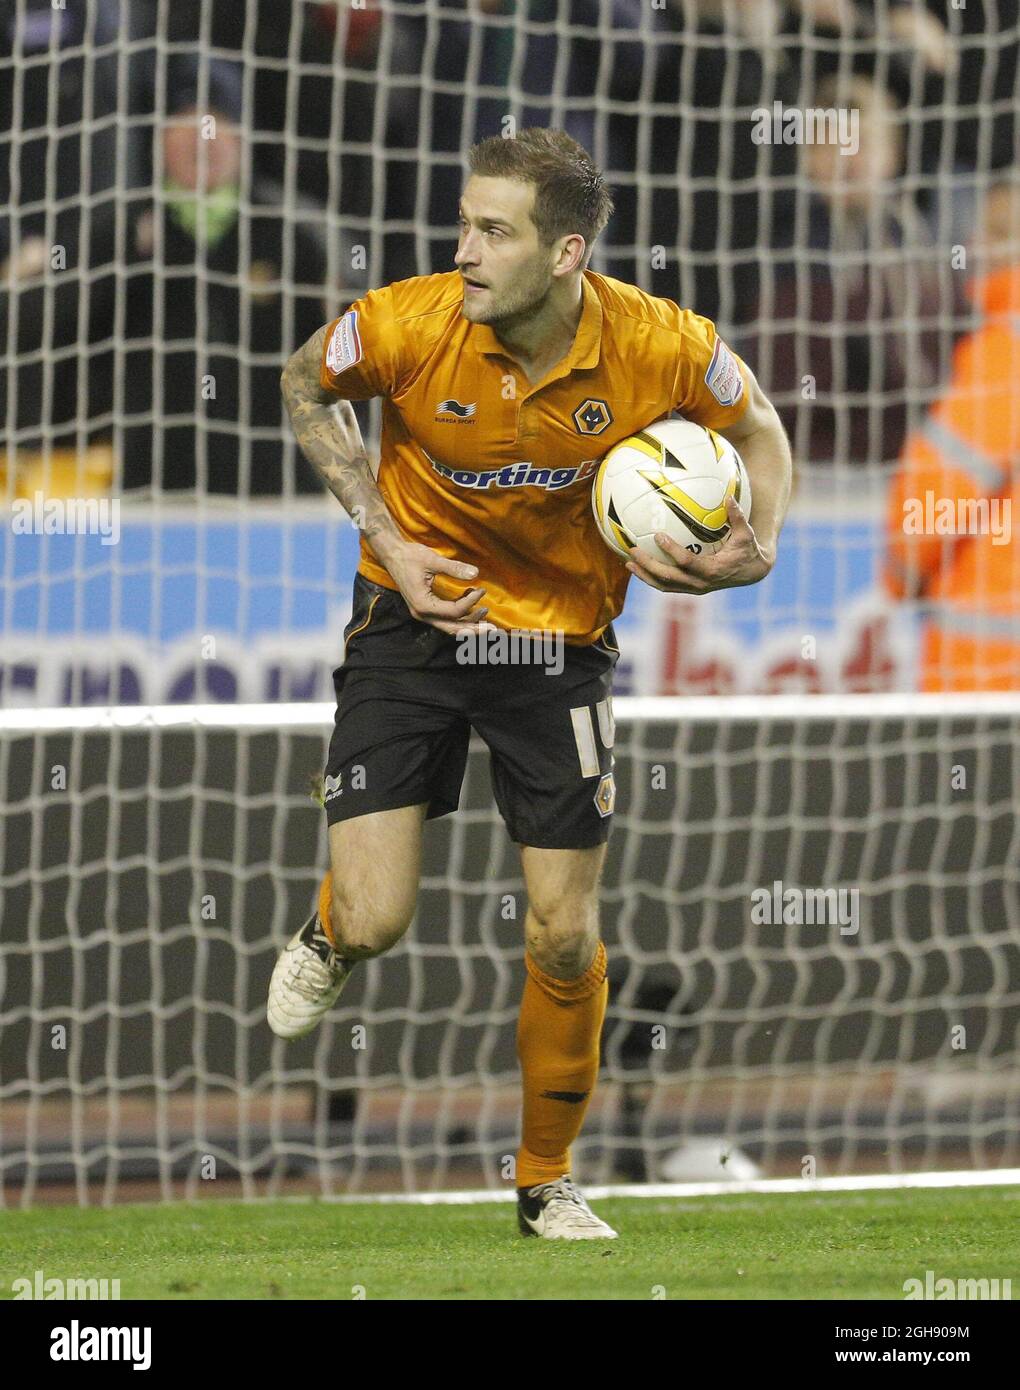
<box><xmin>526</xmin><ymin>899</ymin><xmax>599</xmax><ymax>979</ymax></box>
<box><xmin>329</xmin><ymin>876</ymin><xmax>411</xmax><ymax>960</ymax></box>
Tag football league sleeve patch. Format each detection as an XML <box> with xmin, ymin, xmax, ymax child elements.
<box><xmin>704</xmin><ymin>336</ymin><xmax>744</xmax><ymax>408</ymax></box>
<box><xmin>325</xmin><ymin>310</ymin><xmax>363</xmax><ymax>376</ymax></box>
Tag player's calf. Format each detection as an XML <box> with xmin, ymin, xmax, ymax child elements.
<box><xmin>328</xmin><ymin>882</ymin><xmax>411</xmax><ymax>961</ymax></box>
<box><xmin>267</xmin><ymin>872</ymin><xmax>412</xmax><ymax>1039</ymax></box>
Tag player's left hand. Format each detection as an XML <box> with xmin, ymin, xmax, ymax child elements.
<box><xmin>625</xmin><ymin>495</ymin><xmax>774</xmax><ymax>595</ymax></box>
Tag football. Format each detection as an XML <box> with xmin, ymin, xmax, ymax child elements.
<box><xmin>592</xmin><ymin>417</ymin><xmax>752</xmax><ymax>564</ymax></box>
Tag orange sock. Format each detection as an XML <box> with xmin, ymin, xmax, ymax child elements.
<box><xmin>317</xmin><ymin>871</ymin><xmax>336</xmax><ymax>947</ymax></box>
<box><xmin>516</xmin><ymin>942</ymin><xmax>608</xmax><ymax>1189</ymax></box>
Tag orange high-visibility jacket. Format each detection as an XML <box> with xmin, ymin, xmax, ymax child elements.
<box><xmin>884</xmin><ymin>264</ymin><xmax>1020</xmax><ymax>690</ymax></box>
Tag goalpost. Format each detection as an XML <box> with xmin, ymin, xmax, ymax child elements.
<box><xmin>2</xmin><ymin>694</ymin><xmax>1018</xmax><ymax>1204</ymax></box>
<box><xmin>2</xmin><ymin>2</ymin><xmax>1019</xmax><ymax>1203</ymax></box>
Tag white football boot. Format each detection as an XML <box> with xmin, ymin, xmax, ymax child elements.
<box><xmin>516</xmin><ymin>1176</ymin><xmax>618</xmax><ymax>1240</ymax></box>
<box><xmin>267</xmin><ymin>910</ymin><xmax>353</xmax><ymax>1039</ymax></box>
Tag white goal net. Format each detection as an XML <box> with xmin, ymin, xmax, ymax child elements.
<box><xmin>1</xmin><ymin>2</ymin><xmax>1019</xmax><ymax>1202</ymax></box>
<box><xmin>1</xmin><ymin>695</ymin><xmax>1018</xmax><ymax>1203</ymax></box>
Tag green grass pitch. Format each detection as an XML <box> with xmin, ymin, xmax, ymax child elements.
<box><xmin>1</xmin><ymin>1187</ymin><xmax>1016</xmax><ymax>1300</ymax></box>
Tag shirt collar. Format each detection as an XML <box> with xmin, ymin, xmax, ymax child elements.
<box><xmin>471</xmin><ymin>271</ymin><xmax>603</xmax><ymax>379</ymax></box>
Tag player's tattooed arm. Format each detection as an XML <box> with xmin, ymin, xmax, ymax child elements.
<box><xmin>280</xmin><ymin>325</ymin><xmax>403</xmax><ymax>561</ymax></box>
<box><xmin>281</xmin><ymin>324</ymin><xmax>490</xmax><ymax>635</ymax></box>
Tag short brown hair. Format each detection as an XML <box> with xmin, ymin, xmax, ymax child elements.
<box><xmin>467</xmin><ymin>127</ymin><xmax>614</xmax><ymax>269</ymax></box>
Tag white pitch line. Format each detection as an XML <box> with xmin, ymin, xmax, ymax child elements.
<box><xmin>305</xmin><ymin>1168</ymin><xmax>1020</xmax><ymax>1205</ymax></box>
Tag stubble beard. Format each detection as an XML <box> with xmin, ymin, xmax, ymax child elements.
<box><xmin>465</xmin><ymin>264</ymin><xmax>551</xmax><ymax>329</ymax></box>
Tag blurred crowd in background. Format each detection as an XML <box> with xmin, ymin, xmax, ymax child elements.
<box><xmin>1</xmin><ymin>0</ymin><xmax>1018</xmax><ymax>687</ymax></box>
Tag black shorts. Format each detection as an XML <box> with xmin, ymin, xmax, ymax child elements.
<box><xmin>323</xmin><ymin>572</ymin><xmax>620</xmax><ymax>849</ymax></box>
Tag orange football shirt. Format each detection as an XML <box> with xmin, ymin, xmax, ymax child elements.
<box><xmin>320</xmin><ymin>269</ymin><xmax>751</xmax><ymax>644</ymax></box>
